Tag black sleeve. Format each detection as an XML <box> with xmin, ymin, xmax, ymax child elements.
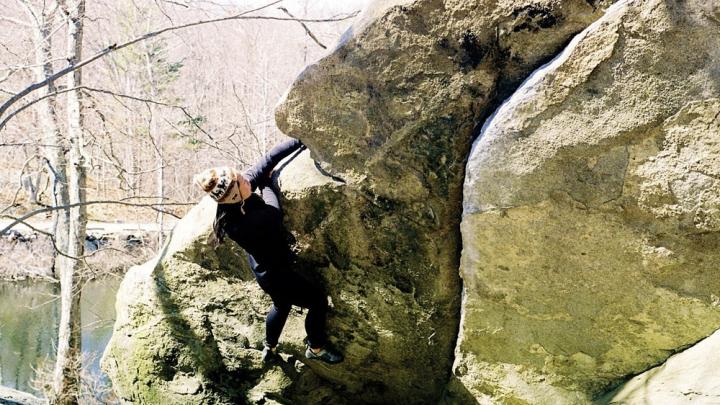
<box><xmin>243</xmin><ymin>139</ymin><xmax>304</xmax><ymax>191</ymax></box>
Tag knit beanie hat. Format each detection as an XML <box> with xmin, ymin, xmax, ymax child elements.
<box><xmin>194</xmin><ymin>166</ymin><xmax>237</xmax><ymax>202</ymax></box>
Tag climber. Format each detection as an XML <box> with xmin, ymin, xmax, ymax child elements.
<box><xmin>194</xmin><ymin>139</ymin><xmax>343</xmax><ymax>364</ymax></box>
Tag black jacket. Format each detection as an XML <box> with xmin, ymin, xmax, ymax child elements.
<box><xmin>218</xmin><ymin>139</ymin><xmax>304</xmax><ymax>276</ymax></box>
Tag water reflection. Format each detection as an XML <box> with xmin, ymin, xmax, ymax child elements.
<box><xmin>0</xmin><ymin>276</ymin><xmax>120</xmax><ymax>396</ymax></box>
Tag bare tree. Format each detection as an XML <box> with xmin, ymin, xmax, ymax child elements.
<box><xmin>0</xmin><ymin>1</ymin><xmax>359</xmax><ymax>126</ymax></box>
<box><xmin>50</xmin><ymin>0</ymin><xmax>86</xmax><ymax>402</ymax></box>
<box><xmin>17</xmin><ymin>0</ymin><xmax>69</xmax><ymax>275</ymax></box>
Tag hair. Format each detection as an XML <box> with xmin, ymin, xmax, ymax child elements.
<box><xmin>212</xmin><ymin>206</ymin><xmax>227</xmax><ymax>248</ymax></box>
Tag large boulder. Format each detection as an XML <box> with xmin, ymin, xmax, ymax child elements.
<box><xmin>103</xmin><ymin>0</ymin><xmax>614</xmax><ymax>402</ymax></box>
<box><xmin>276</xmin><ymin>0</ymin><xmax>608</xmax><ymax>402</ymax></box>
<box><xmin>456</xmin><ymin>0</ymin><xmax>720</xmax><ymax>402</ymax></box>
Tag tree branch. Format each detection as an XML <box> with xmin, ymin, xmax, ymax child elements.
<box><xmin>0</xmin><ymin>142</ymin><xmax>63</xmax><ymax>148</ymax></box>
<box><xmin>162</xmin><ymin>0</ymin><xmax>189</xmax><ymax>8</ymax></box>
<box><xmin>10</xmin><ymin>216</ymin><xmax>101</xmax><ymax>263</ymax></box>
<box><xmin>1</xmin><ymin>197</ymin><xmax>196</xmax><ymax>236</ymax></box>
<box><xmin>0</xmin><ymin>0</ymin><xmax>359</xmax><ymax>123</ymax></box>
<box><xmin>278</xmin><ymin>6</ymin><xmax>327</xmax><ymax>49</ymax></box>
<box><xmin>0</xmin><ymin>84</ymin><xmax>199</xmax><ymax>132</ymax></box>
<box><xmin>0</xmin><ymin>58</ymin><xmax>68</xmax><ymax>72</ymax></box>
<box><xmin>0</xmin><ymin>85</ymin><xmax>84</xmax><ymax>131</ymax></box>
<box><xmin>78</xmin><ymin>86</ymin><xmax>248</xmax><ymax>164</ymax></box>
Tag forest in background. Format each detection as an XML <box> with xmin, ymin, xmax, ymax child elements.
<box><xmin>1</xmin><ymin>0</ymin><xmax>363</xmax><ymax>224</ymax></box>
<box><xmin>0</xmin><ymin>1</ymin><xmax>365</xmax><ymax>402</ymax></box>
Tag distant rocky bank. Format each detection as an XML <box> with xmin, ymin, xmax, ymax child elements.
<box><xmin>0</xmin><ymin>225</ymin><xmax>159</xmax><ymax>280</ymax></box>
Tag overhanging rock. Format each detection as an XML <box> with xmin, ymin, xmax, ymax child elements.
<box><xmin>276</xmin><ymin>0</ymin><xmax>610</xmax><ymax>402</ymax></box>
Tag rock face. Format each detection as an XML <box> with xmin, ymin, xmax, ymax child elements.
<box><xmin>103</xmin><ymin>0</ymin><xmax>617</xmax><ymax>403</ymax></box>
<box><xmin>276</xmin><ymin>0</ymin><xmax>609</xmax><ymax>402</ymax></box>
<box><xmin>457</xmin><ymin>0</ymin><xmax>720</xmax><ymax>402</ymax></box>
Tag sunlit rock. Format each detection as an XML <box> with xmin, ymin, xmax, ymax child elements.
<box><xmin>602</xmin><ymin>330</ymin><xmax>720</xmax><ymax>404</ymax></box>
<box><xmin>457</xmin><ymin>0</ymin><xmax>720</xmax><ymax>402</ymax></box>
<box><xmin>104</xmin><ymin>0</ymin><xmax>612</xmax><ymax>402</ymax></box>
<box><xmin>276</xmin><ymin>0</ymin><xmax>609</xmax><ymax>402</ymax></box>
<box><xmin>102</xmin><ymin>197</ymin><xmax>313</xmax><ymax>403</ymax></box>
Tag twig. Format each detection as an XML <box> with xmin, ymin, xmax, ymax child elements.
<box><xmin>162</xmin><ymin>0</ymin><xmax>189</xmax><ymax>8</ymax></box>
<box><xmin>278</xmin><ymin>7</ymin><xmax>327</xmax><ymax>49</ymax></box>
<box><xmin>25</xmin><ymin>295</ymin><xmax>61</xmax><ymax>310</ymax></box>
<box><xmin>0</xmin><ymin>84</ymin><xmax>209</xmax><ymax>134</ymax></box>
<box><xmin>0</xmin><ymin>85</ymin><xmax>85</xmax><ymax>131</ymax></box>
<box><xmin>163</xmin><ymin>117</ymin><xmax>248</xmax><ymax>165</ymax></box>
<box><xmin>0</xmin><ymin>58</ymin><xmax>68</xmax><ymax>72</ymax></box>
<box><xmin>4</xmin><ymin>217</ymin><xmax>83</xmax><ymax>262</ymax></box>
<box><xmin>0</xmin><ymin>142</ymin><xmax>63</xmax><ymax>148</ymax></box>
<box><xmin>153</xmin><ymin>0</ymin><xmax>175</xmax><ymax>24</ymax></box>
<box><xmin>232</xmin><ymin>83</ymin><xmax>263</xmax><ymax>154</ymax></box>
<box><xmin>0</xmin><ymin>16</ymin><xmax>33</xmax><ymax>27</ymax></box>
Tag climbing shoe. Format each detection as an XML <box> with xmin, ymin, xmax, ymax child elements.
<box><xmin>262</xmin><ymin>344</ymin><xmax>279</xmax><ymax>363</ymax></box>
<box><xmin>305</xmin><ymin>345</ymin><xmax>344</xmax><ymax>364</ymax></box>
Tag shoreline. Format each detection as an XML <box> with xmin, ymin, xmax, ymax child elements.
<box><xmin>0</xmin><ymin>235</ymin><xmax>157</xmax><ymax>281</ymax></box>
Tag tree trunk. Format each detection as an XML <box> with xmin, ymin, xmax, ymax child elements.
<box><xmin>52</xmin><ymin>1</ymin><xmax>86</xmax><ymax>403</ymax></box>
<box><xmin>142</xmin><ymin>41</ymin><xmax>164</xmax><ymax>247</ymax></box>
<box><xmin>22</xmin><ymin>0</ymin><xmax>70</xmax><ymax>277</ymax></box>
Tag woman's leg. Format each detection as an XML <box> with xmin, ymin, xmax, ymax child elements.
<box><xmin>303</xmin><ymin>290</ymin><xmax>328</xmax><ymax>349</ymax></box>
<box><xmin>265</xmin><ymin>301</ymin><xmax>291</xmax><ymax>347</ymax></box>
<box><xmin>283</xmin><ymin>272</ymin><xmax>328</xmax><ymax>349</ymax></box>
<box><xmin>257</xmin><ymin>273</ymin><xmax>292</xmax><ymax>348</ymax></box>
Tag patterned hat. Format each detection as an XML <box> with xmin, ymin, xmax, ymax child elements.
<box><xmin>194</xmin><ymin>166</ymin><xmax>237</xmax><ymax>202</ymax></box>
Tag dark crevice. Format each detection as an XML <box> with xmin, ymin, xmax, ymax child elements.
<box><xmin>511</xmin><ymin>5</ymin><xmax>561</xmax><ymax>32</ymax></box>
<box><xmin>459</xmin><ymin>30</ymin><xmax>485</xmax><ymax>71</ymax></box>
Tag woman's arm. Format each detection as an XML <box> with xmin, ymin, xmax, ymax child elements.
<box><xmin>243</xmin><ymin>139</ymin><xmax>304</xmax><ymax>191</ymax></box>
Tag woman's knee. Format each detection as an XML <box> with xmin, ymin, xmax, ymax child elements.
<box><xmin>271</xmin><ymin>302</ymin><xmax>291</xmax><ymax>315</ymax></box>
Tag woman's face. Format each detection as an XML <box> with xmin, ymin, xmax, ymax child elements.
<box><xmin>218</xmin><ymin>173</ymin><xmax>251</xmax><ymax>204</ymax></box>
<box><xmin>238</xmin><ymin>173</ymin><xmax>251</xmax><ymax>200</ymax></box>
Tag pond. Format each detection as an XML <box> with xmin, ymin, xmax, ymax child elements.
<box><xmin>0</xmin><ymin>276</ymin><xmax>121</xmax><ymax>398</ymax></box>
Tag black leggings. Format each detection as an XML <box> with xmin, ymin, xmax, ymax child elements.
<box><xmin>256</xmin><ymin>270</ymin><xmax>327</xmax><ymax>349</ymax></box>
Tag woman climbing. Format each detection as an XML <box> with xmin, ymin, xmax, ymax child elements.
<box><xmin>194</xmin><ymin>139</ymin><xmax>343</xmax><ymax>364</ymax></box>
